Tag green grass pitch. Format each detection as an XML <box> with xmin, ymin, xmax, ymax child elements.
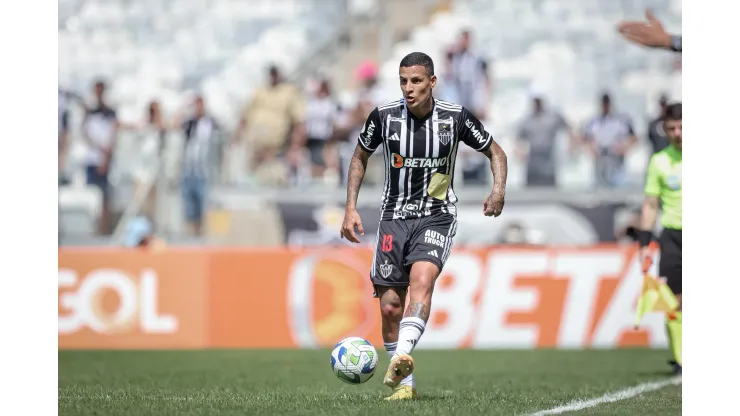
<box><xmin>59</xmin><ymin>349</ymin><xmax>681</xmax><ymax>415</ymax></box>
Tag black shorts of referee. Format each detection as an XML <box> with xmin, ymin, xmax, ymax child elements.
<box><xmin>658</xmin><ymin>228</ymin><xmax>681</xmax><ymax>295</ymax></box>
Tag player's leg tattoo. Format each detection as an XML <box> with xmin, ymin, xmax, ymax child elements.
<box><xmin>404</xmin><ymin>301</ymin><xmax>430</xmax><ymax>321</ymax></box>
<box><xmin>393</xmin><ymin>262</ymin><xmax>439</xmax><ymax>358</ymax></box>
<box><xmin>404</xmin><ymin>261</ymin><xmax>439</xmax><ymax>323</ymax></box>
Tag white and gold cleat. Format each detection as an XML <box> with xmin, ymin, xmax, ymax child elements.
<box><xmin>385</xmin><ymin>385</ymin><xmax>420</xmax><ymax>401</ymax></box>
<box><xmin>383</xmin><ymin>353</ymin><xmax>414</xmax><ymax>388</ymax></box>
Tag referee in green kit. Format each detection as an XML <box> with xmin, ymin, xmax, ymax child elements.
<box><xmin>638</xmin><ymin>102</ymin><xmax>682</xmax><ymax>375</ymax></box>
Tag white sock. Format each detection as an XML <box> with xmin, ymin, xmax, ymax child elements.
<box><xmin>395</xmin><ymin>317</ymin><xmax>426</xmax><ymax>356</ymax></box>
<box><xmin>384</xmin><ymin>341</ymin><xmax>415</xmax><ymax>388</ymax></box>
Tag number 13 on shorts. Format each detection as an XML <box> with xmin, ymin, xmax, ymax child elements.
<box><xmin>381</xmin><ymin>235</ymin><xmax>393</xmax><ymax>252</ymax></box>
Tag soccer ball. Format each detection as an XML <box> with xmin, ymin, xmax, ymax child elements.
<box><xmin>330</xmin><ymin>336</ymin><xmax>378</xmax><ymax>384</ymax></box>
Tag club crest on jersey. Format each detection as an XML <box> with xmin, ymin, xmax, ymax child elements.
<box><xmin>392</xmin><ymin>153</ymin><xmax>448</xmax><ymax>168</ymax></box>
<box><xmin>666</xmin><ymin>165</ymin><xmax>682</xmax><ymax>190</ymax></box>
<box><xmin>379</xmin><ymin>260</ymin><xmax>393</xmax><ymax>278</ymax></box>
<box><xmin>666</xmin><ymin>174</ymin><xmax>682</xmax><ymax>190</ymax></box>
<box><xmin>436</xmin><ymin>122</ymin><xmax>452</xmax><ymax>145</ymax></box>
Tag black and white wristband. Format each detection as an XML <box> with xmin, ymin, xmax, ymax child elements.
<box><xmin>637</xmin><ymin>230</ymin><xmax>653</xmax><ymax>248</ymax></box>
<box><xmin>670</xmin><ymin>35</ymin><xmax>682</xmax><ymax>52</ymax></box>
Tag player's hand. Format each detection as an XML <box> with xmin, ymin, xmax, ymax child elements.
<box><xmin>340</xmin><ymin>209</ymin><xmax>365</xmax><ymax>243</ymax></box>
<box><xmin>483</xmin><ymin>190</ymin><xmax>505</xmax><ymax>217</ymax></box>
<box><xmin>617</xmin><ymin>9</ymin><xmax>672</xmax><ymax>49</ymax></box>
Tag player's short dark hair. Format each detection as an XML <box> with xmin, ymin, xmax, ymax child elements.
<box><xmin>665</xmin><ymin>103</ymin><xmax>682</xmax><ymax>120</ymax></box>
<box><xmin>399</xmin><ymin>52</ymin><xmax>435</xmax><ymax>76</ymax></box>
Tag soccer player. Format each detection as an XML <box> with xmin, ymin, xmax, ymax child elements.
<box><xmin>340</xmin><ymin>52</ymin><xmax>508</xmax><ymax>400</ymax></box>
<box><xmin>638</xmin><ymin>102</ymin><xmax>682</xmax><ymax>374</ymax></box>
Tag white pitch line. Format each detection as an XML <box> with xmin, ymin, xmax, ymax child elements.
<box><xmin>526</xmin><ymin>376</ymin><xmax>682</xmax><ymax>416</ymax></box>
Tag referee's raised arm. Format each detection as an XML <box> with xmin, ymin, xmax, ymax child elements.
<box><xmin>618</xmin><ymin>9</ymin><xmax>681</xmax><ymax>52</ymax></box>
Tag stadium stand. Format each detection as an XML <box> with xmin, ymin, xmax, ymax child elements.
<box><xmin>373</xmin><ymin>0</ymin><xmax>681</xmax><ymax>190</ymax></box>
<box><xmin>58</xmin><ymin>0</ymin><xmax>680</xmax><ymax>246</ymax></box>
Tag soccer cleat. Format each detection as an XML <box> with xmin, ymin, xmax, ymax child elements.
<box><xmin>668</xmin><ymin>360</ymin><xmax>682</xmax><ymax>375</ymax></box>
<box><xmin>383</xmin><ymin>354</ymin><xmax>414</xmax><ymax>388</ymax></box>
<box><xmin>384</xmin><ymin>385</ymin><xmax>420</xmax><ymax>401</ymax></box>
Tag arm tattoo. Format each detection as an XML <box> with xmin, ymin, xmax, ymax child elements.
<box><xmin>404</xmin><ymin>302</ymin><xmax>430</xmax><ymax>321</ymax></box>
<box><xmin>346</xmin><ymin>144</ymin><xmax>371</xmax><ymax>210</ymax></box>
<box><xmin>484</xmin><ymin>141</ymin><xmax>508</xmax><ymax>193</ymax></box>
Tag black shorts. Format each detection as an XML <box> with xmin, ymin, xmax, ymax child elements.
<box><xmin>370</xmin><ymin>213</ymin><xmax>458</xmax><ymax>297</ymax></box>
<box><xmin>658</xmin><ymin>228</ymin><xmax>682</xmax><ymax>295</ymax></box>
<box><xmin>306</xmin><ymin>138</ymin><xmax>327</xmax><ymax>166</ymax></box>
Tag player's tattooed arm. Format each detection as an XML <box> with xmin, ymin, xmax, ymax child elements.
<box><xmin>404</xmin><ymin>302</ymin><xmax>430</xmax><ymax>321</ymax></box>
<box><xmin>482</xmin><ymin>140</ymin><xmax>508</xmax><ymax>217</ymax></box>
<box><xmin>345</xmin><ymin>143</ymin><xmax>372</xmax><ymax>210</ymax></box>
<box><xmin>341</xmin><ymin>144</ymin><xmax>372</xmax><ymax>243</ymax></box>
<box><xmin>483</xmin><ymin>140</ymin><xmax>508</xmax><ymax>194</ymax></box>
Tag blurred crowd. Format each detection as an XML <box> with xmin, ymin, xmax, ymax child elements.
<box><xmin>58</xmin><ymin>29</ymin><xmax>679</xmax><ymax>240</ymax></box>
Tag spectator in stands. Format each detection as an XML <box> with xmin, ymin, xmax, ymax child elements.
<box><xmin>82</xmin><ymin>80</ymin><xmax>118</xmax><ymax>234</ymax></box>
<box><xmin>670</xmin><ymin>56</ymin><xmax>682</xmax><ymax>101</ymax></box>
<box><xmin>447</xmin><ymin>29</ymin><xmax>492</xmax><ymax>120</ymax></box>
<box><xmin>515</xmin><ymin>91</ymin><xmax>578</xmax><ymax>187</ymax></box>
<box><xmin>646</xmin><ymin>94</ymin><xmax>670</xmax><ymax>155</ymax></box>
<box><xmin>447</xmin><ymin>30</ymin><xmax>493</xmax><ymax>184</ymax></box>
<box><xmin>581</xmin><ymin>93</ymin><xmax>637</xmax><ymax>188</ymax></box>
<box><xmin>333</xmin><ymin>61</ymin><xmax>385</xmax><ymax>186</ymax></box>
<box><xmin>304</xmin><ymin>79</ymin><xmax>340</xmax><ymax>182</ymax></box>
<box><xmin>233</xmin><ymin>65</ymin><xmax>306</xmax><ymax>187</ymax></box>
<box><xmin>124</xmin><ymin>216</ymin><xmax>166</xmax><ymax>250</ymax></box>
<box><xmin>120</xmin><ymin>100</ymin><xmax>168</xmax><ymax>219</ymax></box>
<box><xmin>58</xmin><ymin>90</ymin><xmax>70</xmax><ymax>184</ymax></box>
<box><xmin>180</xmin><ymin>95</ymin><xmax>219</xmax><ymax>237</ymax></box>
<box><xmin>354</xmin><ymin>61</ymin><xmax>385</xmax><ymax>109</ymax></box>
<box><xmin>439</xmin><ymin>50</ymin><xmax>460</xmax><ymax>103</ymax></box>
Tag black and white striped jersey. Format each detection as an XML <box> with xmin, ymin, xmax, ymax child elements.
<box><xmin>357</xmin><ymin>97</ymin><xmax>494</xmax><ymax>220</ymax></box>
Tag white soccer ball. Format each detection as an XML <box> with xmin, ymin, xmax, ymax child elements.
<box><xmin>330</xmin><ymin>336</ymin><xmax>379</xmax><ymax>384</ymax></box>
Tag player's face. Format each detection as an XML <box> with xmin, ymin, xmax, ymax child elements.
<box><xmin>399</xmin><ymin>66</ymin><xmax>437</xmax><ymax>110</ymax></box>
<box><xmin>664</xmin><ymin>118</ymin><xmax>682</xmax><ymax>149</ymax></box>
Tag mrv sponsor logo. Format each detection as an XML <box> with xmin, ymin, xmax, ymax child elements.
<box><xmin>392</xmin><ymin>153</ymin><xmax>448</xmax><ymax>168</ymax></box>
<box><xmin>361</xmin><ymin>120</ymin><xmax>376</xmax><ymax>146</ymax></box>
<box><xmin>464</xmin><ymin>119</ymin><xmax>486</xmax><ymax>144</ymax></box>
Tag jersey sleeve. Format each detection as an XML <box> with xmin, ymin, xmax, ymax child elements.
<box><xmin>357</xmin><ymin>107</ymin><xmax>383</xmax><ymax>152</ymax></box>
<box><xmin>458</xmin><ymin>107</ymin><xmax>493</xmax><ymax>152</ymax></box>
<box><xmin>644</xmin><ymin>155</ymin><xmax>662</xmax><ymax>196</ymax></box>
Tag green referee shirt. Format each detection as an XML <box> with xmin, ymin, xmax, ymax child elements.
<box><xmin>644</xmin><ymin>145</ymin><xmax>682</xmax><ymax>230</ymax></box>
